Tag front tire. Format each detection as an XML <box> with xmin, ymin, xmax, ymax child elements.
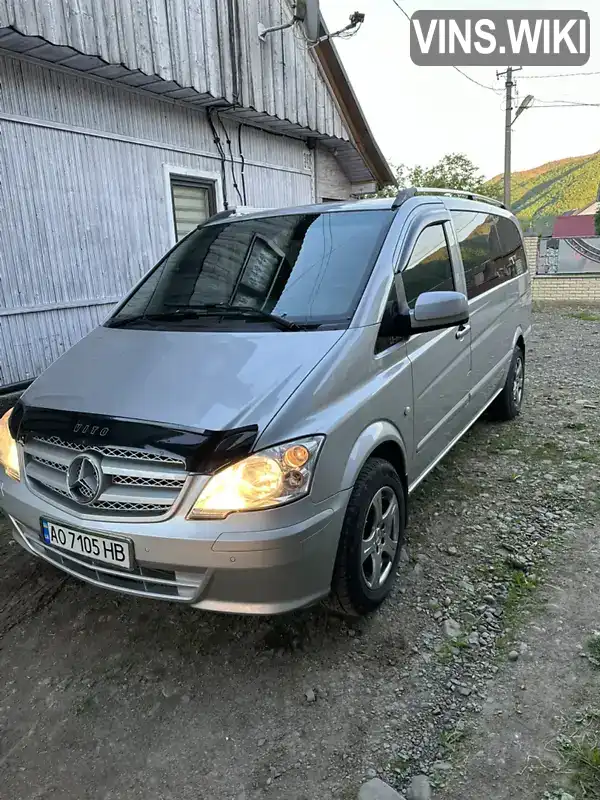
<box><xmin>326</xmin><ymin>458</ymin><xmax>406</xmax><ymax>617</ymax></box>
<box><xmin>490</xmin><ymin>344</ymin><xmax>525</xmax><ymax>421</ymax></box>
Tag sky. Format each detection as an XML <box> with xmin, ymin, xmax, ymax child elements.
<box><xmin>320</xmin><ymin>0</ymin><xmax>600</xmax><ymax>179</ymax></box>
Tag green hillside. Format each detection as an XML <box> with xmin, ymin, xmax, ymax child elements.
<box><xmin>485</xmin><ymin>151</ymin><xmax>600</xmax><ymax>234</ymax></box>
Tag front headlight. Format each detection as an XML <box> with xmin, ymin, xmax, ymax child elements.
<box><xmin>188</xmin><ymin>436</ymin><xmax>324</xmax><ymax>519</ymax></box>
<box><xmin>0</xmin><ymin>408</ymin><xmax>20</xmax><ymax>481</ymax></box>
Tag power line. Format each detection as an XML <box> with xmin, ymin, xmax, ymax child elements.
<box><xmin>533</xmin><ymin>95</ymin><xmax>600</xmax><ymax>106</ymax></box>
<box><xmin>532</xmin><ymin>102</ymin><xmax>600</xmax><ymax>108</ymax></box>
<box><xmin>389</xmin><ymin>0</ymin><xmax>500</xmax><ymax>92</ymax></box>
<box><xmin>453</xmin><ymin>66</ymin><xmax>499</xmax><ymax>91</ymax></box>
<box><xmin>389</xmin><ymin>0</ymin><xmax>411</xmax><ymax>22</ymax></box>
<box><xmin>520</xmin><ymin>71</ymin><xmax>600</xmax><ymax>79</ymax></box>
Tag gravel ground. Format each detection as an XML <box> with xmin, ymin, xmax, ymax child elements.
<box><xmin>0</xmin><ymin>307</ymin><xmax>599</xmax><ymax>800</ymax></box>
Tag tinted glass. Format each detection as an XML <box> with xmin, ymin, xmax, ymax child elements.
<box><xmin>452</xmin><ymin>211</ymin><xmax>527</xmax><ymax>299</ymax></box>
<box><xmin>375</xmin><ymin>278</ymin><xmax>404</xmax><ymax>354</ymax></box>
<box><xmin>402</xmin><ymin>224</ymin><xmax>454</xmax><ymax>308</ymax></box>
<box><xmin>108</xmin><ymin>211</ymin><xmax>393</xmax><ymax>329</ymax></box>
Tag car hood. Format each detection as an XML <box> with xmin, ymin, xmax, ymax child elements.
<box><xmin>22</xmin><ymin>326</ymin><xmax>345</xmax><ymax>432</ymax></box>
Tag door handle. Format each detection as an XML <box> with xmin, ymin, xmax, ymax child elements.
<box><xmin>455</xmin><ymin>324</ymin><xmax>471</xmax><ymax>341</ymax></box>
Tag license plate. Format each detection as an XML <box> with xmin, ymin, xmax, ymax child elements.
<box><xmin>40</xmin><ymin>519</ymin><xmax>133</xmax><ymax>570</ymax></box>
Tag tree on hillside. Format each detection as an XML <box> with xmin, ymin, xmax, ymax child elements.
<box><xmin>595</xmin><ymin>207</ymin><xmax>600</xmax><ymax>236</ymax></box>
<box><xmin>377</xmin><ymin>153</ymin><xmax>494</xmax><ymax>198</ymax></box>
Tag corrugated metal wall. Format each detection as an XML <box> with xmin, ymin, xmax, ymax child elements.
<box><xmin>0</xmin><ymin>0</ymin><xmax>349</xmax><ymax>142</ymax></box>
<box><xmin>0</xmin><ymin>54</ymin><xmax>315</xmax><ymax>386</ymax></box>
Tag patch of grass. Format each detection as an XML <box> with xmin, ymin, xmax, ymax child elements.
<box><xmin>502</xmin><ymin>570</ymin><xmax>538</xmax><ymax>625</ymax></box>
<box><xmin>531</xmin><ymin>441</ymin><xmax>565</xmax><ymax>462</ymax></box>
<box><xmin>505</xmin><ymin>570</ymin><xmax>538</xmax><ymax>616</ymax></box>
<box><xmin>487</xmin><ymin>432</ymin><xmax>528</xmax><ymax>455</ymax></box>
<box><xmin>495</xmin><ymin>569</ymin><xmax>540</xmax><ymax>653</ymax></box>
<box><xmin>570</xmin><ymin>311</ymin><xmax>600</xmax><ymax>322</ymax></box>
<box><xmin>452</xmin><ymin>477</ymin><xmax>488</xmax><ymax>498</ymax></box>
<box><xmin>440</xmin><ymin>725</ymin><xmax>469</xmax><ymax>751</ymax></box>
<box><xmin>586</xmin><ymin>634</ymin><xmax>600</xmax><ymax>667</ymax></box>
<box><xmin>437</xmin><ymin>635</ymin><xmax>470</xmax><ymax>664</ymax></box>
<box><xmin>576</xmin><ymin>708</ymin><xmax>600</xmax><ymax>725</ymax></box>
<box><xmin>574</xmin><ymin>450</ymin><xmax>600</xmax><ymax>464</ymax></box>
<box><xmin>559</xmin><ymin>734</ymin><xmax>600</xmax><ymax>797</ymax></box>
<box><xmin>555</xmin><ymin>707</ymin><xmax>600</xmax><ymax>798</ymax></box>
<box><xmin>387</xmin><ymin>753</ymin><xmax>411</xmax><ymax>774</ymax></box>
<box><xmin>437</xmin><ymin>641</ymin><xmax>457</xmax><ymax>664</ymax></box>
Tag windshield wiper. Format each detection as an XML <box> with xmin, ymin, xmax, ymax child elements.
<box><xmin>189</xmin><ymin>304</ymin><xmax>306</xmax><ymax>331</ymax></box>
<box><xmin>107</xmin><ymin>310</ymin><xmax>207</xmax><ymax>328</ymax></box>
<box><xmin>107</xmin><ymin>306</ymin><xmax>308</xmax><ymax>331</ymax></box>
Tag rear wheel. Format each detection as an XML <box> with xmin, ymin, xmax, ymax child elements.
<box><xmin>490</xmin><ymin>344</ymin><xmax>525</xmax><ymax>421</ymax></box>
<box><xmin>325</xmin><ymin>458</ymin><xmax>406</xmax><ymax>617</ymax></box>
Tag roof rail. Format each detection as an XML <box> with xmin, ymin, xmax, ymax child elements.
<box><xmin>205</xmin><ymin>206</ymin><xmax>267</xmax><ymax>224</ymax></box>
<box><xmin>390</xmin><ymin>188</ymin><xmax>418</xmax><ymax>209</ymax></box>
<box><xmin>391</xmin><ymin>187</ymin><xmax>506</xmax><ymax>210</ymax></box>
<box><xmin>206</xmin><ymin>208</ymin><xmax>238</xmax><ymax>223</ymax></box>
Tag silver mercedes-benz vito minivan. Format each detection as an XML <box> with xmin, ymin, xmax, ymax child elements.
<box><xmin>0</xmin><ymin>189</ymin><xmax>531</xmax><ymax>616</ymax></box>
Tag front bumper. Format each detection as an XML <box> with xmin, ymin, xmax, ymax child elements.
<box><xmin>0</xmin><ymin>471</ymin><xmax>349</xmax><ymax>614</ymax></box>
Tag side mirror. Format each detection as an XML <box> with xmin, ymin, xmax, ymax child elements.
<box><xmin>411</xmin><ymin>291</ymin><xmax>469</xmax><ymax>333</ymax></box>
<box><xmin>379</xmin><ymin>290</ymin><xmax>469</xmax><ymax>339</ymax></box>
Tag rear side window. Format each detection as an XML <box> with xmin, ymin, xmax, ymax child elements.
<box><xmin>451</xmin><ymin>211</ymin><xmax>527</xmax><ymax>299</ymax></box>
<box><xmin>401</xmin><ymin>224</ymin><xmax>455</xmax><ymax>309</ymax></box>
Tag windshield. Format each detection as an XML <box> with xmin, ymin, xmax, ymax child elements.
<box><xmin>107</xmin><ymin>210</ymin><xmax>394</xmax><ymax>330</ymax></box>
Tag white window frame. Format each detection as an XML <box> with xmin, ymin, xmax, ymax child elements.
<box><xmin>163</xmin><ymin>165</ymin><xmax>224</xmax><ymax>246</ymax></box>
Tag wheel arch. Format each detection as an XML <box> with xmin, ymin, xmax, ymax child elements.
<box><xmin>341</xmin><ymin>421</ymin><xmax>409</xmax><ymax>523</ymax></box>
<box><xmin>512</xmin><ymin>326</ymin><xmax>526</xmax><ymax>356</ymax></box>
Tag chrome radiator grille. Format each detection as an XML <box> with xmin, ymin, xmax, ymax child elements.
<box><xmin>23</xmin><ymin>435</ymin><xmax>188</xmax><ymax>517</ymax></box>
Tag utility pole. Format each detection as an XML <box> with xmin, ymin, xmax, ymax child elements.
<box><xmin>503</xmin><ymin>67</ymin><xmax>514</xmax><ymax>208</ymax></box>
<box><xmin>497</xmin><ymin>66</ymin><xmax>521</xmax><ymax>209</ymax></box>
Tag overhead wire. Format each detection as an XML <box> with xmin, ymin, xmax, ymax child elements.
<box><xmin>389</xmin><ymin>0</ymin><xmax>501</xmax><ymax>93</ymax></box>
<box><xmin>519</xmin><ymin>71</ymin><xmax>600</xmax><ymax>79</ymax></box>
<box><xmin>531</xmin><ymin>102</ymin><xmax>600</xmax><ymax>108</ymax></box>
<box><xmin>453</xmin><ymin>67</ymin><xmax>499</xmax><ymax>91</ymax></box>
<box><xmin>530</xmin><ymin>93</ymin><xmax>600</xmax><ymax>106</ymax></box>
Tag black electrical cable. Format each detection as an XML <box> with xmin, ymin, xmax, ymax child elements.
<box><xmin>208</xmin><ymin>108</ymin><xmax>229</xmax><ymax>210</ymax></box>
<box><xmin>237</xmin><ymin>123</ymin><xmax>248</xmax><ymax>205</ymax></box>
<box><xmin>521</xmin><ymin>71</ymin><xmax>600</xmax><ymax>79</ymax></box>
<box><xmin>217</xmin><ymin>112</ymin><xmax>244</xmax><ymax>205</ymax></box>
<box><xmin>389</xmin><ymin>0</ymin><xmax>500</xmax><ymax>93</ymax></box>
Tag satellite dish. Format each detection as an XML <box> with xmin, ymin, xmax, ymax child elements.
<box><xmin>295</xmin><ymin>0</ymin><xmax>320</xmax><ymax>42</ymax></box>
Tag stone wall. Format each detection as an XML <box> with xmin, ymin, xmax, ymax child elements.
<box><xmin>523</xmin><ymin>236</ymin><xmax>600</xmax><ymax>303</ymax></box>
<box><xmin>534</xmin><ymin>276</ymin><xmax>600</xmax><ymax>302</ymax></box>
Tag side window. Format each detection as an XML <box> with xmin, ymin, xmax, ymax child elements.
<box><xmin>452</xmin><ymin>211</ymin><xmax>526</xmax><ymax>300</ymax></box>
<box><xmin>494</xmin><ymin>216</ymin><xmax>527</xmax><ymax>278</ymax></box>
<box><xmin>401</xmin><ymin>224</ymin><xmax>454</xmax><ymax>309</ymax></box>
<box><xmin>451</xmin><ymin>211</ymin><xmax>494</xmax><ymax>299</ymax></box>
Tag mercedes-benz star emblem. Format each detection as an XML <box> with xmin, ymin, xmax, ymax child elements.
<box><xmin>67</xmin><ymin>454</ymin><xmax>105</xmax><ymax>505</ymax></box>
